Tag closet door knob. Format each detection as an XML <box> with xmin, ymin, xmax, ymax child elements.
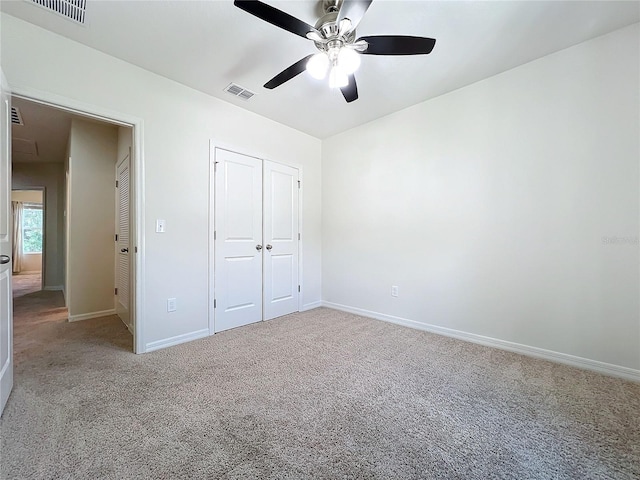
<box><xmin>266</xmin><ymin>244</ymin><xmax>272</xmax><ymax>251</ymax></box>
<box><xmin>0</xmin><ymin>255</ymin><xmax>9</xmax><ymax>265</ymax></box>
<box><xmin>256</xmin><ymin>244</ymin><xmax>263</xmax><ymax>251</ymax></box>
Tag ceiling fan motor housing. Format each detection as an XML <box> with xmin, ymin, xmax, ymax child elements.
<box><xmin>313</xmin><ymin>10</ymin><xmax>356</xmax><ymax>51</ymax></box>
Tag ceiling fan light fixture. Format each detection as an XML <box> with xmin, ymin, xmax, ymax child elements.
<box><xmin>307</xmin><ymin>52</ymin><xmax>330</xmax><ymax>79</ymax></box>
<box><xmin>329</xmin><ymin>65</ymin><xmax>349</xmax><ymax>89</ymax></box>
<box><xmin>234</xmin><ymin>0</ymin><xmax>437</xmax><ymax>103</ymax></box>
<box><xmin>337</xmin><ymin>47</ymin><xmax>361</xmax><ymax>74</ymax></box>
<box><xmin>338</xmin><ymin>18</ymin><xmax>352</xmax><ymax>36</ymax></box>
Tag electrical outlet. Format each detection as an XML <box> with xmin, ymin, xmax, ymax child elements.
<box><xmin>167</xmin><ymin>298</ymin><xmax>177</xmax><ymax>312</ymax></box>
<box><xmin>391</xmin><ymin>286</ymin><xmax>399</xmax><ymax>297</ymax></box>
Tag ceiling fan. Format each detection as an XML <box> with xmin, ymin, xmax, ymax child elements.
<box><xmin>234</xmin><ymin>0</ymin><xmax>436</xmax><ymax>103</ymax></box>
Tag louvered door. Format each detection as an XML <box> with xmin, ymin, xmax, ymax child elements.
<box><xmin>115</xmin><ymin>152</ymin><xmax>131</xmax><ymax>330</ymax></box>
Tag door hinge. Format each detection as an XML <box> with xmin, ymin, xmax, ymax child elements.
<box><xmin>135</xmin><ymin>246</ymin><xmax>138</xmax><ymax>253</ymax></box>
<box><xmin>214</xmin><ymin>161</ymin><xmax>219</xmax><ymax>172</ymax></box>
<box><xmin>214</xmin><ymin>299</ymin><xmax>217</xmax><ymax>308</ymax></box>
<box><xmin>115</xmin><ymin>288</ymin><xmax>118</xmax><ymax>295</ymax></box>
<box><xmin>297</xmin><ymin>180</ymin><xmax>300</xmax><ymax>189</ymax></box>
<box><xmin>298</xmin><ymin>233</ymin><xmax>301</xmax><ymax>241</ymax></box>
<box><xmin>298</xmin><ymin>285</ymin><xmax>300</xmax><ymax>293</ymax></box>
<box><xmin>214</xmin><ymin>231</ymin><xmax>216</xmax><ymax>240</ymax></box>
<box><xmin>116</xmin><ymin>180</ymin><xmax>119</xmax><ymax>188</ymax></box>
<box><xmin>115</xmin><ymin>234</ymin><xmax>118</xmax><ymax>242</ymax></box>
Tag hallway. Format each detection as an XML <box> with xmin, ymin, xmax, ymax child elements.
<box><xmin>13</xmin><ymin>271</ymin><xmax>69</xmax><ymax>358</ymax></box>
<box><xmin>13</xmin><ymin>287</ymin><xmax>68</xmax><ymax>358</ymax></box>
<box><xmin>12</xmin><ymin>281</ymin><xmax>131</xmax><ymax>361</ymax></box>
<box><xmin>12</xmin><ymin>272</ymin><xmax>41</xmax><ymax>298</ymax></box>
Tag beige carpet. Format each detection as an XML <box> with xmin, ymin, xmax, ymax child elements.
<box><xmin>1</xmin><ymin>293</ymin><xmax>639</xmax><ymax>479</ymax></box>
<box><xmin>12</xmin><ymin>272</ymin><xmax>41</xmax><ymax>298</ymax></box>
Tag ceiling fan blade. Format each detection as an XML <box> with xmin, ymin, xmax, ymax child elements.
<box><xmin>264</xmin><ymin>55</ymin><xmax>314</xmax><ymax>89</ymax></box>
<box><xmin>234</xmin><ymin>0</ymin><xmax>316</xmax><ymax>39</ymax></box>
<box><xmin>337</xmin><ymin>0</ymin><xmax>373</xmax><ymax>30</ymax></box>
<box><xmin>358</xmin><ymin>35</ymin><xmax>436</xmax><ymax>55</ymax></box>
<box><xmin>340</xmin><ymin>75</ymin><xmax>358</xmax><ymax>103</ymax></box>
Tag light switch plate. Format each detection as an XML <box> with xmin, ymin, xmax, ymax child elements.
<box><xmin>156</xmin><ymin>219</ymin><xmax>166</xmax><ymax>233</ymax></box>
<box><xmin>167</xmin><ymin>298</ymin><xmax>176</xmax><ymax>312</ymax></box>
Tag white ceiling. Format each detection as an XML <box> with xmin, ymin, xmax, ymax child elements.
<box><xmin>11</xmin><ymin>97</ymin><xmax>73</xmax><ymax>163</ymax></box>
<box><xmin>2</xmin><ymin>1</ymin><xmax>638</xmax><ymax>139</ymax></box>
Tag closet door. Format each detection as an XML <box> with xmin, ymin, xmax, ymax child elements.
<box><xmin>263</xmin><ymin>160</ymin><xmax>299</xmax><ymax>320</ymax></box>
<box><xmin>214</xmin><ymin>149</ymin><xmax>263</xmax><ymax>333</ymax></box>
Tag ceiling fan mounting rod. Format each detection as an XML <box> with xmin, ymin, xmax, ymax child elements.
<box><xmin>322</xmin><ymin>0</ymin><xmax>343</xmax><ymax>14</ymax></box>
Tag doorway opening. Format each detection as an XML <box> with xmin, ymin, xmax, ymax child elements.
<box><xmin>10</xmin><ymin>96</ymin><xmax>139</xmax><ymax>353</ymax></box>
<box><xmin>10</xmin><ymin>188</ymin><xmax>44</xmax><ymax>297</ymax></box>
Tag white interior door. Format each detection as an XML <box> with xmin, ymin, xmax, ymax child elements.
<box><xmin>263</xmin><ymin>160</ymin><xmax>299</xmax><ymax>320</ymax></box>
<box><xmin>115</xmin><ymin>152</ymin><xmax>130</xmax><ymax>331</ymax></box>
<box><xmin>214</xmin><ymin>149</ymin><xmax>263</xmax><ymax>332</ymax></box>
<box><xmin>0</xmin><ymin>72</ymin><xmax>13</xmax><ymax>416</ymax></box>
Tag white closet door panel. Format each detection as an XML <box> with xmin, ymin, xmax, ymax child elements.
<box><xmin>263</xmin><ymin>160</ymin><xmax>299</xmax><ymax>320</ymax></box>
<box><xmin>270</xmin><ymin>254</ymin><xmax>294</xmax><ymax>301</ymax></box>
<box><xmin>214</xmin><ymin>149</ymin><xmax>263</xmax><ymax>332</ymax></box>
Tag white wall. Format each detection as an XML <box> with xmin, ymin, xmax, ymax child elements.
<box><xmin>12</xmin><ymin>163</ymin><xmax>64</xmax><ymax>287</ymax></box>
<box><xmin>1</xmin><ymin>14</ymin><xmax>322</xmax><ymax>348</ymax></box>
<box><xmin>11</xmin><ymin>189</ymin><xmax>42</xmax><ymax>204</ymax></box>
<box><xmin>322</xmin><ymin>24</ymin><xmax>640</xmax><ymax>372</ymax></box>
<box><xmin>16</xmin><ymin>252</ymin><xmax>40</xmax><ymax>273</ymax></box>
<box><xmin>117</xmin><ymin>127</ymin><xmax>132</xmax><ymax>166</ymax></box>
<box><xmin>67</xmin><ymin>118</ymin><xmax>118</xmax><ymax>319</ymax></box>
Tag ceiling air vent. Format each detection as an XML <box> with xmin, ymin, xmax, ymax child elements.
<box><xmin>28</xmin><ymin>0</ymin><xmax>87</xmax><ymax>24</ymax></box>
<box><xmin>11</xmin><ymin>107</ymin><xmax>23</xmax><ymax>125</ymax></box>
<box><xmin>224</xmin><ymin>83</ymin><xmax>255</xmax><ymax>101</ymax></box>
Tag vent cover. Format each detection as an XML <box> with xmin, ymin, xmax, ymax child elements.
<box><xmin>13</xmin><ymin>138</ymin><xmax>38</xmax><ymax>156</ymax></box>
<box><xmin>224</xmin><ymin>83</ymin><xmax>255</xmax><ymax>101</ymax></box>
<box><xmin>11</xmin><ymin>107</ymin><xmax>23</xmax><ymax>125</ymax></box>
<box><xmin>28</xmin><ymin>0</ymin><xmax>87</xmax><ymax>24</ymax></box>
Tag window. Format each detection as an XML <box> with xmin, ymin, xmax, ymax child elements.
<box><xmin>22</xmin><ymin>204</ymin><xmax>43</xmax><ymax>254</ymax></box>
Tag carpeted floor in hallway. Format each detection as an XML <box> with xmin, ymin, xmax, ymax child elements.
<box><xmin>1</xmin><ymin>295</ymin><xmax>639</xmax><ymax>479</ymax></box>
<box><xmin>12</xmin><ymin>272</ymin><xmax>41</xmax><ymax>298</ymax></box>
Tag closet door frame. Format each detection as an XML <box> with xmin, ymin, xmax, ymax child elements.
<box><xmin>208</xmin><ymin>141</ymin><xmax>304</xmax><ymax>335</ymax></box>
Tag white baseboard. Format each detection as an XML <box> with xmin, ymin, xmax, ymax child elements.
<box><xmin>43</xmin><ymin>285</ymin><xmax>63</xmax><ymax>291</ymax></box>
<box><xmin>301</xmin><ymin>301</ymin><xmax>322</xmax><ymax>312</ymax></box>
<box><xmin>145</xmin><ymin>328</ymin><xmax>209</xmax><ymax>353</ymax></box>
<box><xmin>119</xmin><ymin>317</ymin><xmax>134</xmax><ymax>335</ymax></box>
<box><xmin>68</xmin><ymin>309</ymin><xmax>116</xmax><ymax>323</ymax></box>
<box><xmin>322</xmin><ymin>301</ymin><xmax>640</xmax><ymax>383</ymax></box>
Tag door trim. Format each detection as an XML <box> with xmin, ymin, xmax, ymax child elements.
<box><xmin>10</xmin><ymin>86</ymin><xmax>146</xmax><ymax>354</ymax></box>
<box><xmin>208</xmin><ymin>140</ymin><xmax>304</xmax><ymax>335</ymax></box>
<box><xmin>1</xmin><ymin>71</ymin><xmax>13</xmax><ymax>416</ymax></box>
